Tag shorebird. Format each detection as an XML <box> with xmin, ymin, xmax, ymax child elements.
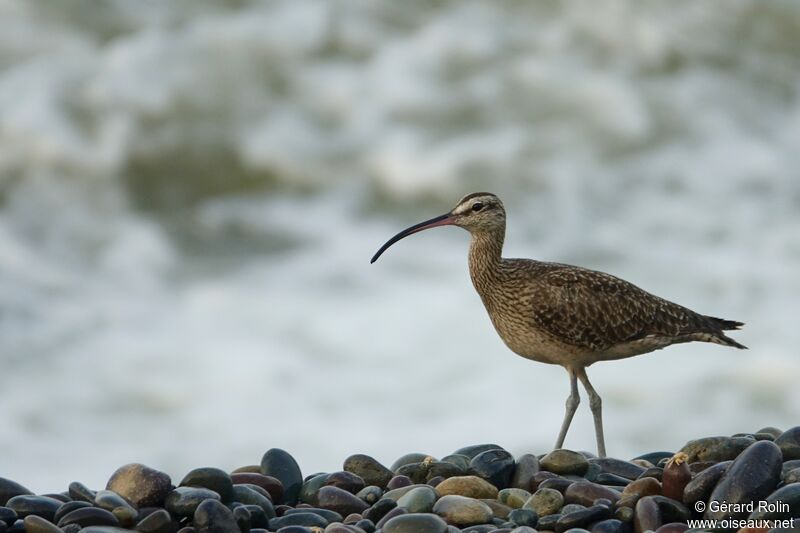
<box><xmin>370</xmin><ymin>192</ymin><xmax>746</xmax><ymax>457</ymax></box>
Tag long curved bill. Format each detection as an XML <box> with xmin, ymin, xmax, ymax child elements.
<box><xmin>370</xmin><ymin>213</ymin><xmax>455</xmax><ymax>263</ymax></box>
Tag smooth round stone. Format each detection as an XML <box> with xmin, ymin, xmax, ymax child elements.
<box><xmin>343</xmin><ymin>455</ymin><xmax>393</xmax><ymax>489</ymax></box>
<box><xmin>231</xmin><ymin>465</ymin><xmax>261</xmax><ymax>474</ymax></box>
<box><xmin>180</xmin><ymin>468</ymin><xmax>233</xmax><ymax>503</ymax></box>
<box><xmin>395</xmin><ymin>486</ymin><xmax>437</xmax><ymax>513</ymax></box>
<box><xmin>452</xmin><ymin>445</ymin><xmax>505</xmax><ymax>460</ymax></box>
<box><xmin>781</xmin><ymin>459</ymin><xmax>800</xmax><ymax>477</ymax></box>
<box><xmin>233</xmin><ymin>506</ymin><xmax>250</xmax><ymax>532</ymax></box>
<box><xmin>193</xmin><ymin>499</ymin><xmax>237</xmax><ymax>533</ymax></box>
<box><xmin>427</xmin><ymin>462</ymin><xmax>465</xmax><ymax>481</ymax></box>
<box><xmin>681</xmin><ymin>460</ymin><xmax>729</xmax><ymax>508</ymax></box>
<box><xmin>583</xmin><ymin>463</ymin><xmax>601</xmax><ymax>483</ymax></box>
<box><xmin>21</xmin><ymin>515</ymin><xmax>61</xmax><ymax>533</ymax></box>
<box><xmin>0</xmin><ymin>507</ymin><xmax>18</xmax><ymax>527</ymax></box>
<box><xmin>386</xmin><ymin>476</ymin><xmax>413</xmax><ymax>491</ymax></box>
<box><xmin>524</xmin><ymin>487</ymin><xmax>564</xmax><ymax>516</ymax></box>
<box><xmin>441</xmin><ymin>455</ymin><xmax>471</xmax><ymax>472</ymax></box>
<box><xmin>77</xmin><ymin>528</ymin><xmax>135</xmax><ymax>533</ymax></box>
<box><xmin>355</xmin><ymin>518</ymin><xmax>375</xmax><ymax>532</ymax></box>
<box><xmin>284</xmin><ymin>507</ymin><xmax>343</xmax><ymax>523</ymax></box>
<box><xmin>0</xmin><ymin>479</ymin><xmax>32</xmax><ymax>507</ymax></box>
<box><xmin>240</xmin><ymin>504</ymin><xmax>269</xmax><ymax>529</ymax></box>
<box><xmin>775</xmin><ymin>426</ymin><xmax>800</xmax><ymax>461</ymax></box>
<box><xmin>564</xmin><ymin>482</ymin><xmax>620</xmax><ymax>507</ymax></box>
<box><xmin>362</xmin><ymin>497</ymin><xmax>396</xmax><ymax>523</ymax></box>
<box><xmin>499</xmin><ymin>488</ymin><xmax>531</xmax><ymax>509</ymax></box>
<box><xmin>622</xmin><ymin>477</ymin><xmax>661</xmax><ymax>497</ymax></box>
<box><xmin>638</xmin><ymin>467</ymin><xmax>663</xmax><ymax>481</ymax></box>
<box><xmin>67</xmin><ymin>482</ymin><xmax>95</xmax><ymax>504</ymax></box>
<box><xmin>590</xmin><ymin>518</ymin><xmax>624</xmax><ymax>533</ymax></box>
<box><xmin>432</xmin><ymin>495</ymin><xmax>493</xmax><ymax>526</ymax></box>
<box><xmin>324</xmin><ymin>472</ymin><xmax>366</xmax><ymax>495</ymax></box>
<box><xmin>261</xmin><ymin>449</ymin><xmax>303</xmax><ymax>505</ymax></box>
<box><xmin>6</xmin><ymin>496</ymin><xmax>61</xmax><ymax>522</ymax></box>
<box><xmin>300</xmin><ymin>473</ymin><xmax>330</xmax><ymax>505</ymax></box>
<box><xmin>654</xmin><ymin>523</ymin><xmax>689</xmax><ymax>533</ymax></box>
<box><xmin>94</xmin><ymin>490</ymin><xmax>135</xmax><ymax>513</ymax></box>
<box><xmin>324</xmin><ymin>525</ymin><xmax>362</xmax><ymax>533</ymax></box>
<box><xmin>275</xmin><ymin>528</ymin><xmax>312</xmax><ymax>533</ymax></box>
<box><xmin>134</xmin><ymin>508</ymin><xmax>174</xmax><ymax>533</ymax></box>
<box><xmin>481</xmin><ymin>499</ymin><xmax>512</xmax><ymax>520</ymax></box>
<box><xmin>511</xmin><ymin>527</ymin><xmax>538</xmax><ymax>533</ymax></box>
<box><xmin>510</xmin><ymin>454</ymin><xmax>540</xmax><ymax>492</ymax></box>
<box><xmin>375</xmin><ymin>507</ymin><xmax>408</xmax><ymax>529</ymax></box>
<box><xmin>230</xmin><ymin>473</ymin><xmax>282</xmax><ymax>503</ymax></box>
<box><xmin>614</xmin><ymin>505</ymin><xmax>633</xmax><ymax>522</ymax></box>
<box><xmin>268</xmin><ymin>511</ymin><xmax>328</xmax><ymax>529</ymax></box>
<box><xmin>382</xmin><ymin>512</ymin><xmax>448</xmax><ymax>533</ymax></box>
<box><xmin>508</xmin><ymin>508</ymin><xmax>537</xmax><ymax>527</ymax></box>
<box><xmin>594</xmin><ymin>473</ymin><xmax>630</xmax><ymax>487</ymax></box>
<box><xmin>461</xmin><ymin>525</ymin><xmax>496</xmax><ymax>533</ymax></box>
<box><xmin>435</xmin><ymin>476</ymin><xmax>498</xmax><ymax>499</ymax></box>
<box><xmin>356</xmin><ymin>486</ymin><xmax>382</xmax><ymax>504</ymax></box>
<box><xmin>469</xmin><ymin>449</ymin><xmax>516</xmax><ymax>489</ymax></box>
<box><xmin>647</xmin><ymin>496</ymin><xmax>690</xmax><ymax>523</ymax></box>
<box><xmin>588</xmin><ymin>459</ymin><xmax>645</xmax><ymax>481</ymax></box>
<box><xmin>165</xmin><ymin>487</ymin><xmax>220</xmax><ymax>517</ymax></box>
<box><xmin>541</xmin><ymin>451</ymin><xmax>589</xmax><ymax>476</ymax></box>
<box><xmin>757</xmin><ymin>426</ymin><xmax>783</xmax><ymax>439</ymax></box>
<box><xmin>395</xmin><ymin>463</ymin><xmax>429</xmax><ymax>485</ymax></box>
<box><xmin>54</xmin><ymin>501</ymin><xmax>92</xmax><ymax>524</ymax></box>
<box><xmin>231</xmin><ymin>484</ymin><xmax>275</xmax><ymax>518</ymax></box>
<box><xmin>539</xmin><ymin>477</ymin><xmax>575</xmax><ymax>494</ymax></box>
<box><xmin>678</xmin><ymin>436</ymin><xmax>754</xmax><ymax>463</ymax></box>
<box><xmin>383</xmin><ymin>484</ymin><xmax>430</xmax><ymax>502</ymax></box>
<box><xmin>706</xmin><ymin>440</ymin><xmax>782</xmax><ymax>520</ymax></box>
<box><xmin>633</xmin><ymin>495</ymin><xmax>661</xmax><ymax>533</ymax></box>
<box><xmin>556</xmin><ymin>504</ymin><xmax>610</xmax><ymax>532</ymax></box>
<box><xmin>390</xmin><ymin>454</ymin><xmax>432</xmax><ymax>473</ymax></box>
<box><xmin>317</xmin><ymin>486</ymin><xmax>368</xmax><ymax>516</ymax></box>
<box><xmin>748</xmin><ymin>483</ymin><xmax>800</xmax><ymax>519</ymax></box>
<box><xmin>57</xmin><ymin>507</ymin><xmax>119</xmax><ymax>528</ymax></box>
<box><xmin>112</xmin><ymin>506</ymin><xmax>137</xmax><ymax>528</ymax></box>
<box><xmin>537</xmin><ymin>512</ymin><xmax>561</xmax><ymax>530</ymax></box>
<box><xmin>106</xmin><ymin>464</ymin><xmax>172</xmax><ymax>509</ymax></box>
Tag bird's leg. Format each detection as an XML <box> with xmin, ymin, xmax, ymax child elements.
<box><xmin>577</xmin><ymin>368</ymin><xmax>606</xmax><ymax>458</ymax></box>
<box><xmin>554</xmin><ymin>369</ymin><xmax>580</xmax><ymax>450</ymax></box>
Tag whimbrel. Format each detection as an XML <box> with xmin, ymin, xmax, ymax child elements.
<box><xmin>370</xmin><ymin>192</ymin><xmax>746</xmax><ymax>457</ymax></box>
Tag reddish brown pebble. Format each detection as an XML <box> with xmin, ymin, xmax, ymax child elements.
<box><xmin>662</xmin><ymin>453</ymin><xmax>690</xmax><ymax>502</ymax></box>
<box><xmin>623</xmin><ymin>477</ymin><xmax>662</xmax><ymax>497</ymax></box>
<box><xmin>634</xmin><ymin>496</ymin><xmax>662</xmax><ymax>533</ymax></box>
<box><xmin>231</xmin><ymin>473</ymin><xmax>283</xmax><ymax>502</ymax></box>
<box><xmin>564</xmin><ymin>481</ymin><xmax>620</xmax><ymax>506</ymax></box>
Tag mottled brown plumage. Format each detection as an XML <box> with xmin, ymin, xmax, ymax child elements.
<box><xmin>371</xmin><ymin>192</ymin><xmax>746</xmax><ymax>457</ymax></box>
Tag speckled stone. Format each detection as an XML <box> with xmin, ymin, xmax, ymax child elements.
<box><xmin>432</xmin><ymin>495</ymin><xmax>493</xmax><ymax>527</ymax></box>
<box><xmin>523</xmin><ymin>487</ymin><xmax>564</xmax><ymax>516</ymax></box>
<box><xmin>540</xmin><ymin>451</ymin><xmax>589</xmax><ymax>476</ymax></box>
<box><xmin>678</xmin><ymin>436</ymin><xmax>754</xmax><ymax>463</ymax></box>
<box><xmin>106</xmin><ymin>464</ymin><xmax>172</xmax><ymax>508</ymax></box>
<box><xmin>498</xmin><ymin>489</ymin><xmax>531</xmax><ymax>509</ymax></box>
<box><xmin>435</xmin><ymin>476</ymin><xmax>498</xmax><ymax>499</ymax></box>
<box><xmin>343</xmin><ymin>455</ymin><xmax>394</xmax><ymax>489</ymax></box>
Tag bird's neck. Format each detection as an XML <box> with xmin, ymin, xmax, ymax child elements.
<box><xmin>468</xmin><ymin>228</ymin><xmax>504</xmax><ymax>289</ymax></box>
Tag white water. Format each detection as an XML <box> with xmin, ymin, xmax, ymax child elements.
<box><xmin>1</xmin><ymin>0</ymin><xmax>799</xmax><ymax>493</ymax></box>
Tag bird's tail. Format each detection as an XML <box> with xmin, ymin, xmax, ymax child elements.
<box><xmin>706</xmin><ymin>316</ymin><xmax>747</xmax><ymax>349</ymax></box>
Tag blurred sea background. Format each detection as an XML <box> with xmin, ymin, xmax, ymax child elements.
<box><xmin>1</xmin><ymin>0</ymin><xmax>799</xmax><ymax>493</ymax></box>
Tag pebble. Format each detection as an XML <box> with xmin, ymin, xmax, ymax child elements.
<box><xmin>386</xmin><ymin>476</ymin><xmax>413</xmax><ymax>491</ymax></box>
<box><xmin>317</xmin><ymin>486</ymin><xmax>369</xmax><ymax>516</ymax></box>
<box><xmin>680</xmin><ymin>460</ymin><xmax>729</xmax><ymax>507</ymax></box>
<box><xmin>452</xmin><ymin>445</ymin><xmax>505</xmax><ymax>460</ymax></box>
<box><xmin>497</xmin><ymin>488</ymin><xmax>530</xmax><ymax>509</ymax></box>
<box><xmin>300</xmin><ymin>473</ymin><xmax>331</xmax><ymax>505</ymax></box>
<box><xmin>395</xmin><ymin>486</ymin><xmax>438</xmax><ymax>513</ymax></box>
<box><xmin>355</xmin><ymin>485</ymin><xmax>382</xmax><ymax>504</ymax></box>
<box><xmin>5</xmin><ymin>495</ymin><xmax>62</xmax><ymax>522</ymax></box>
<box><xmin>435</xmin><ymin>476</ymin><xmax>499</xmax><ymax>499</ymax></box>
<box><xmin>230</xmin><ymin>472</ymin><xmax>283</xmax><ymax>502</ymax></box>
<box><xmin>261</xmin><ymin>449</ymin><xmax>303</xmax><ymax>505</ymax></box>
<box><xmin>622</xmin><ymin>477</ymin><xmax>661</xmax><ymax>497</ymax></box>
<box><xmin>536</xmin><ymin>512</ymin><xmax>561</xmax><ymax>530</ymax></box>
<box><xmin>706</xmin><ymin>440</ymin><xmax>782</xmax><ymax>520</ymax></box>
<box><xmin>538</xmin><ymin>477</ymin><xmax>574</xmax><ymax>494</ymax></box>
<box><xmin>57</xmin><ymin>507</ymin><xmax>120</xmax><ymax>528</ymax></box>
<box><xmin>469</xmin><ymin>449</ymin><xmax>516</xmax><ymax>489</ymax></box>
<box><xmin>774</xmin><ymin>426</ymin><xmax>800</xmax><ymax>460</ymax></box>
<box><xmin>556</xmin><ymin>504</ymin><xmax>609</xmax><ymax>532</ymax></box>
<box><xmin>591</xmin><ymin>518</ymin><xmax>625</xmax><ymax>533</ymax></box>
<box><xmin>180</xmin><ymin>468</ymin><xmax>234</xmax><ymax>503</ymax></box>
<box><xmin>134</xmin><ymin>508</ymin><xmax>175</xmax><ymax>533</ymax></box>
<box><xmin>284</xmin><ymin>506</ymin><xmax>343</xmax><ymax>523</ymax></box>
<box><xmin>632</xmin><ymin>452</ymin><xmax>673</xmax><ymax>465</ymax></box>
<box><xmin>563</xmin><ymin>482</ymin><xmax>620</xmax><ymax>507</ymax></box>
<box><xmin>510</xmin><ymin>454</ymin><xmax>539</xmax><ymax>492</ymax></box>
<box><xmin>381</xmin><ymin>512</ymin><xmax>448</xmax><ymax>533</ymax></box>
<box><xmin>441</xmin><ymin>455</ymin><xmax>471</xmax><ymax>472</ymax></box>
<box><xmin>94</xmin><ymin>490</ymin><xmax>135</xmax><ymax>514</ymax></box>
<box><xmin>540</xmin><ymin>450</ymin><xmax>590</xmax><ymax>476</ymax></box>
<box><xmin>383</xmin><ymin>484</ymin><xmax>430</xmax><ymax>502</ymax></box>
<box><xmin>588</xmin><ymin>458</ymin><xmax>645</xmax><ymax>480</ymax></box>
<box><xmin>193</xmin><ymin>499</ymin><xmax>238</xmax><ymax>533</ymax></box>
<box><xmin>343</xmin><ymin>455</ymin><xmax>393</xmax><ymax>489</ymax></box>
<box><xmin>633</xmin><ymin>495</ymin><xmax>661</xmax><ymax>533</ymax></box>
<box><xmin>784</xmin><ymin>467</ymin><xmax>800</xmax><ymax>484</ymax></box>
<box><xmin>231</xmin><ymin>484</ymin><xmax>275</xmax><ymax>517</ymax></box>
<box><xmin>53</xmin><ymin>501</ymin><xmax>92</xmax><ymax>524</ymax></box>
<box><xmin>432</xmin><ymin>495</ymin><xmax>493</xmax><ymax>526</ymax></box>
<box><xmin>523</xmin><ymin>487</ymin><xmax>563</xmax><ymax>516</ymax></box>
<box><xmin>481</xmin><ymin>499</ymin><xmax>511</xmax><ymax>519</ymax></box>
<box><xmin>375</xmin><ymin>506</ymin><xmax>408</xmax><ymax>529</ymax></box>
<box><xmin>0</xmin><ymin>479</ymin><xmax>32</xmax><ymax>508</ymax></box>
<box><xmin>678</xmin><ymin>436</ymin><xmax>754</xmax><ymax>463</ymax></box>
<box><xmin>390</xmin><ymin>454</ymin><xmax>432</xmax><ymax>472</ymax></box>
<box><xmin>165</xmin><ymin>487</ymin><xmax>221</xmax><ymax>517</ymax></box>
<box><xmin>67</xmin><ymin>482</ymin><xmax>96</xmax><ymax>503</ymax></box>
<box><xmin>362</xmin><ymin>498</ymin><xmax>396</xmax><ymax>523</ymax></box>
<box><xmin>748</xmin><ymin>482</ymin><xmax>800</xmax><ymax>519</ymax></box>
<box><xmin>507</xmin><ymin>508</ymin><xmax>537</xmax><ymax>527</ymax></box>
<box><xmin>324</xmin><ymin>472</ymin><xmax>366</xmax><ymax>495</ymax></box>
<box><xmin>654</xmin><ymin>523</ymin><xmax>688</xmax><ymax>533</ymax></box>
<box><xmin>106</xmin><ymin>464</ymin><xmax>172</xmax><ymax>508</ymax></box>
<box><xmin>268</xmin><ymin>511</ymin><xmax>329</xmax><ymax>529</ymax></box>
<box><xmin>21</xmin><ymin>515</ymin><xmax>62</xmax><ymax>533</ymax></box>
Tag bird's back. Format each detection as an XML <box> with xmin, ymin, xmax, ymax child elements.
<box><xmin>472</xmin><ymin>259</ymin><xmax>745</xmax><ymax>368</ymax></box>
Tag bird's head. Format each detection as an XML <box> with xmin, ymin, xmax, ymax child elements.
<box><xmin>370</xmin><ymin>192</ymin><xmax>505</xmax><ymax>263</ymax></box>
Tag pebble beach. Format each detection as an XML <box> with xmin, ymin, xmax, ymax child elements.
<box><xmin>2</xmin><ymin>428</ymin><xmax>799</xmax><ymax>533</ymax></box>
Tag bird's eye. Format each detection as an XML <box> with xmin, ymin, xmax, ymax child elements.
<box><xmin>472</xmin><ymin>202</ymin><xmax>484</xmax><ymax>212</ymax></box>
